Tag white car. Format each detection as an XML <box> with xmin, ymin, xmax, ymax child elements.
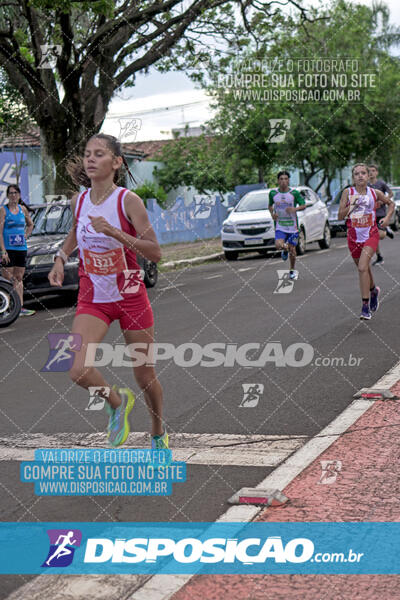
<box><xmin>391</xmin><ymin>186</ymin><xmax>400</xmax><ymax>215</ymax></box>
<box><xmin>221</xmin><ymin>186</ymin><xmax>330</xmax><ymax>260</ymax></box>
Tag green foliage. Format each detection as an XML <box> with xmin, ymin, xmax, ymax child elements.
<box><xmin>187</xmin><ymin>0</ymin><xmax>400</xmax><ymax>192</ymax></box>
<box><xmin>134</xmin><ymin>180</ymin><xmax>168</xmax><ymax>208</ymax></box>
<box><xmin>0</xmin><ymin>73</ymin><xmax>33</xmax><ymax>137</ymax></box>
<box><xmin>153</xmin><ymin>134</ymin><xmax>259</xmax><ymax>195</ymax></box>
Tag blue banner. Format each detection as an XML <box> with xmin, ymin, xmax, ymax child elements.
<box><xmin>20</xmin><ymin>449</ymin><xmax>185</xmax><ymax>497</ymax></box>
<box><xmin>0</xmin><ymin>151</ymin><xmax>29</xmax><ymax>206</ymax></box>
<box><xmin>0</xmin><ymin>522</ymin><xmax>399</xmax><ymax>574</ymax></box>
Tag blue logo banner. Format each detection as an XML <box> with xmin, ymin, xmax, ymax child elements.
<box><xmin>0</xmin><ymin>522</ymin><xmax>399</xmax><ymax>574</ymax></box>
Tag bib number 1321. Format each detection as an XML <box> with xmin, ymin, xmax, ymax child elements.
<box><xmin>83</xmin><ymin>248</ymin><xmax>127</xmax><ymax>275</ymax></box>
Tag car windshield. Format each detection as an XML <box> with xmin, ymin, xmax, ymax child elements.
<box><xmin>235</xmin><ymin>192</ymin><xmax>270</xmax><ymax>212</ymax></box>
<box><xmin>392</xmin><ymin>189</ymin><xmax>400</xmax><ymax>200</ymax></box>
<box><xmin>32</xmin><ymin>205</ymin><xmax>72</xmax><ymax>235</ymax></box>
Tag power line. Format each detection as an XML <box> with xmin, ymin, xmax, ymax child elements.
<box><xmin>106</xmin><ymin>99</ymin><xmax>208</xmax><ymax>119</ymax></box>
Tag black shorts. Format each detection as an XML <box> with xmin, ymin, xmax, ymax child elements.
<box><xmin>3</xmin><ymin>249</ymin><xmax>27</xmax><ymax>268</ymax></box>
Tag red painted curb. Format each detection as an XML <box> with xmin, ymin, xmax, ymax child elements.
<box><xmin>171</xmin><ymin>385</ymin><xmax>400</xmax><ymax>599</ymax></box>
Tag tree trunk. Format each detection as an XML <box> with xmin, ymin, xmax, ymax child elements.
<box><xmin>258</xmin><ymin>166</ymin><xmax>264</xmax><ymax>183</ymax></box>
<box><xmin>40</xmin><ymin>130</ymin><xmax>55</xmax><ymax>199</ymax></box>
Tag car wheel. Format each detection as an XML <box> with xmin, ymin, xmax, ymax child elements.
<box><xmin>224</xmin><ymin>251</ymin><xmax>239</xmax><ymax>261</ymax></box>
<box><xmin>143</xmin><ymin>260</ymin><xmax>158</xmax><ymax>288</ymax></box>
<box><xmin>392</xmin><ymin>211</ymin><xmax>400</xmax><ymax>232</ymax></box>
<box><xmin>318</xmin><ymin>222</ymin><xmax>331</xmax><ymax>249</ymax></box>
<box><xmin>296</xmin><ymin>228</ymin><xmax>306</xmax><ymax>255</ymax></box>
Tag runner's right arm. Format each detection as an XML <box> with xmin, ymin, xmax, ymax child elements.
<box><xmin>338</xmin><ymin>188</ymin><xmax>356</xmax><ymax>220</ymax></box>
<box><xmin>0</xmin><ymin>207</ymin><xmax>9</xmax><ymax>264</ymax></box>
<box><xmin>268</xmin><ymin>190</ymin><xmax>277</xmax><ymax>220</ymax></box>
<box><xmin>48</xmin><ymin>194</ymin><xmax>78</xmax><ymax>287</ymax></box>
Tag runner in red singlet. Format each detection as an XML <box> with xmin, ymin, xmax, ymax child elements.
<box><xmin>338</xmin><ymin>163</ymin><xmax>394</xmax><ymax>320</ymax></box>
<box><xmin>48</xmin><ymin>134</ymin><xmax>167</xmax><ymax>450</ymax></box>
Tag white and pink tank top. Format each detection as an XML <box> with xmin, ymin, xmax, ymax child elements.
<box><xmin>346</xmin><ymin>186</ymin><xmax>378</xmax><ymax>243</ymax></box>
<box><xmin>75</xmin><ymin>187</ymin><xmax>144</xmax><ymax>303</ymax></box>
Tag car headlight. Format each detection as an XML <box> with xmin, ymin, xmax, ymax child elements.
<box><xmin>222</xmin><ymin>224</ymin><xmax>235</xmax><ymax>233</ymax></box>
<box><xmin>29</xmin><ymin>253</ymin><xmax>55</xmax><ymax>265</ymax></box>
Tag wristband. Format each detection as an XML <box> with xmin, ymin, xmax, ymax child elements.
<box><xmin>54</xmin><ymin>249</ymin><xmax>68</xmax><ymax>264</ymax></box>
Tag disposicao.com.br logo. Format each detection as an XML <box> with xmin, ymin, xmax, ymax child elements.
<box><xmin>84</xmin><ymin>535</ymin><xmax>313</xmax><ymax>564</ymax></box>
<box><xmin>84</xmin><ymin>342</ymin><xmax>314</xmax><ymax>368</ymax></box>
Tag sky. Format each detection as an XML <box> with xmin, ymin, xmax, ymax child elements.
<box><xmin>102</xmin><ymin>0</ymin><xmax>400</xmax><ymax>142</ymax></box>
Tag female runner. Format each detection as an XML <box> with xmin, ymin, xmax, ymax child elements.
<box><xmin>0</xmin><ymin>184</ymin><xmax>35</xmax><ymax>316</ymax></box>
<box><xmin>338</xmin><ymin>163</ymin><xmax>394</xmax><ymax>320</ymax></box>
<box><xmin>48</xmin><ymin>134</ymin><xmax>167</xmax><ymax>449</ymax></box>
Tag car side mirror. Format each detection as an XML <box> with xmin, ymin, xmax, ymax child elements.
<box><xmin>305</xmin><ymin>202</ymin><xmax>314</xmax><ymax>208</ymax></box>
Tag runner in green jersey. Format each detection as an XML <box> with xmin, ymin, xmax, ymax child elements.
<box><xmin>269</xmin><ymin>171</ymin><xmax>306</xmax><ymax>280</ymax></box>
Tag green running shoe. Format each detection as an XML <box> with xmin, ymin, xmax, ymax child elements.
<box><xmin>106</xmin><ymin>386</ymin><xmax>135</xmax><ymax>447</ymax></box>
<box><xmin>151</xmin><ymin>430</ymin><xmax>169</xmax><ymax>450</ymax></box>
<box><xmin>151</xmin><ymin>431</ymin><xmax>171</xmax><ymax>469</ymax></box>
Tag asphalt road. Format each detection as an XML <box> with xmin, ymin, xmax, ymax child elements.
<box><xmin>1</xmin><ymin>234</ymin><xmax>400</xmax><ymax>597</ymax></box>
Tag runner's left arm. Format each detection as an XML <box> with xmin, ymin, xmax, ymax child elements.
<box><xmin>89</xmin><ymin>191</ymin><xmax>162</xmax><ymax>262</ymax></box>
<box><xmin>375</xmin><ymin>189</ymin><xmax>394</xmax><ymax>227</ymax></box>
<box><xmin>286</xmin><ymin>190</ymin><xmax>306</xmax><ymax>213</ymax></box>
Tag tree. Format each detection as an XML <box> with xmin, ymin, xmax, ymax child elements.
<box><xmin>191</xmin><ymin>0</ymin><xmax>400</xmax><ymax>195</ymax></box>
<box><xmin>0</xmin><ymin>0</ymin><xmax>325</xmax><ymax>195</ymax></box>
<box><xmin>153</xmin><ymin>133</ymin><xmax>259</xmax><ymax>195</ymax></box>
<box><xmin>0</xmin><ymin>0</ymin><xmax>238</xmax><ymax>193</ymax></box>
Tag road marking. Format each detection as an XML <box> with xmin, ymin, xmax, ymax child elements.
<box><xmin>45</xmin><ymin>314</ymin><xmax>72</xmax><ymax>321</ymax></box>
<box><xmin>204</xmin><ymin>274</ymin><xmax>222</xmax><ymax>279</ymax></box>
<box><xmin>238</xmin><ymin>267</ymin><xmax>256</xmax><ymax>272</ymax></box>
<box><xmin>0</xmin><ymin>432</ymin><xmax>306</xmax><ymax>467</ymax></box>
<box><xmin>157</xmin><ymin>284</ymin><xmax>185</xmax><ymax>292</ymax></box>
<box><xmin>0</xmin><ymin>327</ymin><xmax>15</xmax><ymax>334</ymax></box>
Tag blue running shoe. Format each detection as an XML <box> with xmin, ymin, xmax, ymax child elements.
<box><xmin>152</xmin><ymin>430</ymin><xmax>169</xmax><ymax>450</ymax></box>
<box><xmin>151</xmin><ymin>430</ymin><xmax>171</xmax><ymax>468</ymax></box>
<box><xmin>370</xmin><ymin>286</ymin><xmax>380</xmax><ymax>313</ymax></box>
<box><xmin>106</xmin><ymin>386</ymin><xmax>135</xmax><ymax>447</ymax></box>
<box><xmin>281</xmin><ymin>249</ymin><xmax>288</xmax><ymax>261</ymax></box>
<box><xmin>360</xmin><ymin>304</ymin><xmax>372</xmax><ymax>320</ymax></box>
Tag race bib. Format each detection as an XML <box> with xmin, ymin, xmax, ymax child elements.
<box><xmin>83</xmin><ymin>247</ymin><xmax>127</xmax><ymax>275</ymax></box>
<box><xmin>350</xmin><ymin>211</ymin><xmax>374</xmax><ymax>228</ymax></box>
<box><xmin>8</xmin><ymin>233</ymin><xmax>24</xmax><ymax>246</ymax></box>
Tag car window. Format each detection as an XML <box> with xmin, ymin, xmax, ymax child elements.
<box><xmin>32</xmin><ymin>205</ymin><xmax>72</xmax><ymax>235</ymax></box>
<box><xmin>303</xmin><ymin>189</ymin><xmax>316</xmax><ymax>204</ymax></box>
<box><xmin>393</xmin><ymin>189</ymin><xmax>400</xmax><ymax>200</ymax></box>
<box><xmin>235</xmin><ymin>192</ymin><xmax>270</xmax><ymax>212</ymax></box>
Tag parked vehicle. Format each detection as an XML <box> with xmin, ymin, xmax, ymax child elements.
<box><xmin>328</xmin><ymin>185</ymin><xmax>399</xmax><ymax>237</ymax></box>
<box><xmin>24</xmin><ymin>201</ymin><xmax>158</xmax><ymax>300</ymax></box>
<box><xmin>221</xmin><ymin>186</ymin><xmax>330</xmax><ymax>260</ymax></box>
<box><xmin>391</xmin><ymin>186</ymin><xmax>400</xmax><ymax>217</ymax></box>
<box><xmin>0</xmin><ymin>275</ymin><xmax>21</xmax><ymax>328</ymax></box>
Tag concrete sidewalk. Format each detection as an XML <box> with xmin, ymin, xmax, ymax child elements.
<box><xmin>167</xmin><ymin>386</ymin><xmax>400</xmax><ymax>599</ymax></box>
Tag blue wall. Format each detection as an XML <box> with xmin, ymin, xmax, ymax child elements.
<box><xmin>146</xmin><ymin>196</ymin><xmax>229</xmax><ymax>245</ymax></box>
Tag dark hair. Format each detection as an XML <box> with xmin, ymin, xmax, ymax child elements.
<box><xmin>66</xmin><ymin>133</ymin><xmax>136</xmax><ymax>189</ymax></box>
<box><xmin>6</xmin><ymin>184</ymin><xmax>21</xmax><ymax>195</ymax></box>
<box><xmin>368</xmin><ymin>164</ymin><xmax>379</xmax><ymax>171</ymax></box>
<box><xmin>277</xmin><ymin>170</ymin><xmax>290</xmax><ymax>179</ymax></box>
<box><xmin>6</xmin><ymin>184</ymin><xmax>32</xmax><ymax>211</ymax></box>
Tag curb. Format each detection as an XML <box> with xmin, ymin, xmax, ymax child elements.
<box><xmin>160</xmin><ymin>252</ymin><xmax>224</xmax><ymax>269</ymax></box>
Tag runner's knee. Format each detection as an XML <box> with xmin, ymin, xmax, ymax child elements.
<box><xmin>69</xmin><ymin>364</ymin><xmax>92</xmax><ymax>384</ymax></box>
<box><xmin>134</xmin><ymin>367</ymin><xmax>157</xmax><ymax>391</ymax></box>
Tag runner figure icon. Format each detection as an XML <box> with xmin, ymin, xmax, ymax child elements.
<box><xmin>45</xmin><ymin>531</ymin><xmax>77</xmax><ymax>566</ymax></box>
<box><xmin>41</xmin><ymin>333</ymin><xmax>82</xmax><ymax>372</ymax></box>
